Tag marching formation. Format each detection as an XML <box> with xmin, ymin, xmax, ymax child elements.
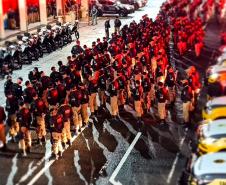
<box><xmin>0</xmin><ymin>0</ymin><xmax>205</xmax><ymax>161</ymax></box>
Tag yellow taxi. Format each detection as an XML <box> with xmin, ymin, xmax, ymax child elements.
<box><xmin>197</xmin><ymin>119</ymin><xmax>226</xmax><ymax>155</ymax></box>
<box><xmin>202</xmin><ymin>96</ymin><xmax>226</xmax><ymax>121</ymax></box>
<box><xmin>188</xmin><ymin>152</ymin><xmax>226</xmax><ymax>185</ymax></box>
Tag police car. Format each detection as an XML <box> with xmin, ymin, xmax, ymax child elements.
<box><xmin>188</xmin><ymin>153</ymin><xmax>226</xmax><ymax>185</ymax></box>
<box><xmin>202</xmin><ymin>96</ymin><xmax>226</xmax><ymax>121</ymax></box>
<box><xmin>197</xmin><ymin>119</ymin><xmax>226</xmax><ymax>155</ymax></box>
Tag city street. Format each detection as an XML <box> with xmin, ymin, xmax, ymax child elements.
<box><xmin>0</xmin><ymin>0</ymin><xmax>223</xmax><ymax>185</ymax></box>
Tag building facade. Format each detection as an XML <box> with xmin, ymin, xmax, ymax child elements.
<box><xmin>0</xmin><ymin>0</ymin><xmax>89</xmax><ymax>39</ymax></box>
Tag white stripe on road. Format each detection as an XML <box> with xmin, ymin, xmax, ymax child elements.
<box><xmin>166</xmin><ymin>134</ymin><xmax>186</xmax><ymax>184</ymax></box>
<box><xmin>109</xmin><ymin>132</ymin><xmax>142</xmax><ymax>185</ymax></box>
<box><xmin>26</xmin><ymin>127</ymin><xmax>86</xmax><ymax>185</ymax></box>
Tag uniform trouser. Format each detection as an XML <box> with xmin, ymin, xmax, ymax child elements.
<box><xmin>115</xmin><ymin>27</ymin><xmax>120</xmax><ymax>34</ymax></box>
<box><xmin>134</xmin><ymin>100</ymin><xmax>143</xmax><ymax>118</ymax></box>
<box><xmin>110</xmin><ymin>96</ymin><xmax>118</xmax><ymax>116</ymax></box>
<box><xmin>72</xmin><ymin>106</ymin><xmax>82</xmax><ymax>130</ymax></box>
<box><xmin>36</xmin><ymin>116</ymin><xmax>46</xmax><ymax>139</ymax></box>
<box><xmin>105</xmin><ymin>29</ymin><xmax>109</xmax><ymax>39</ymax></box>
<box><xmin>62</xmin><ymin>121</ymin><xmax>71</xmax><ymax>143</ymax></box>
<box><xmin>52</xmin><ymin>132</ymin><xmax>63</xmax><ymax>155</ymax></box>
<box><xmin>81</xmin><ymin>103</ymin><xmax>89</xmax><ymax>124</ymax></box>
<box><xmin>149</xmin><ymin>86</ymin><xmax>155</xmax><ymax>101</ymax></box>
<box><xmin>0</xmin><ymin>124</ymin><xmax>6</xmax><ymax>144</ymax></box>
<box><xmin>9</xmin><ymin>114</ymin><xmax>19</xmax><ymax>137</ymax></box>
<box><xmin>158</xmin><ymin>102</ymin><xmax>166</xmax><ymax>120</ymax></box>
<box><xmin>127</xmin><ymin>81</ymin><xmax>131</xmax><ymax>100</ymax></box>
<box><xmin>118</xmin><ymin>90</ymin><xmax>125</xmax><ymax>106</ymax></box>
<box><xmin>89</xmin><ymin>93</ymin><xmax>97</xmax><ymax>114</ymax></box>
<box><xmin>143</xmin><ymin>92</ymin><xmax>151</xmax><ymax>110</ymax></box>
<box><xmin>98</xmin><ymin>91</ymin><xmax>106</xmax><ymax>106</ymax></box>
<box><xmin>183</xmin><ymin>101</ymin><xmax>191</xmax><ymax>123</ymax></box>
<box><xmin>168</xmin><ymin>87</ymin><xmax>176</xmax><ymax>103</ymax></box>
<box><xmin>19</xmin><ymin>126</ymin><xmax>31</xmax><ymax>151</ymax></box>
<box><xmin>92</xmin><ymin>15</ymin><xmax>97</xmax><ymax>25</ymax></box>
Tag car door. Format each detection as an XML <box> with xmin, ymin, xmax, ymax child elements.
<box><xmin>107</xmin><ymin>1</ymin><xmax>118</xmax><ymax>13</ymax></box>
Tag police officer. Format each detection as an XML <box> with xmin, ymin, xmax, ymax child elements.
<box><xmin>98</xmin><ymin>72</ymin><xmax>107</xmax><ymax>109</ymax></box>
<box><xmin>17</xmin><ymin>101</ymin><xmax>32</xmax><ymax>156</ymax></box>
<box><xmin>117</xmin><ymin>73</ymin><xmax>126</xmax><ymax>110</ymax></box>
<box><xmin>133</xmin><ymin>80</ymin><xmax>144</xmax><ymax>124</ymax></box>
<box><xmin>105</xmin><ymin>19</ymin><xmax>111</xmax><ymax>40</ymax></box>
<box><xmin>4</xmin><ymin>75</ymin><xmax>13</xmax><ymax>96</ymax></box>
<box><xmin>88</xmin><ymin>79</ymin><xmax>98</xmax><ymax>117</ymax></box>
<box><xmin>5</xmin><ymin>92</ymin><xmax>19</xmax><ymax>142</ymax></box>
<box><xmin>58</xmin><ymin>98</ymin><xmax>73</xmax><ymax>147</ymax></box>
<box><xmin>181</xmin><ymin>79</ymin><xmax>193</xmax><ymax>126</ymax></box>
<box><xmin>155</xmin><ymin>80</ymin><xmax>168</xmax><ymax>124</ymax></box>
<box><xmin>31</xmin><ymin>93</ymin><xmax>47</xmax><ymax>145</ymax></box>
<box><xmin>23</xmin><ymin>81</ymin><xmax>37</xmax><ymax>109</ymax></box>
<box><xmin>108</xmin><ymin>77</ymin><xmax>119</xmax><ymax>119</ymax></box>
<box><xmin>142</xmin><ymin>72</ymin><xmax>151</xmax><ymax>113</ymax></box>
<box><xmin>12</xmin><ymin>77</ymin><xmax>23</xmax><ymax>101</ymax></box>
<box><xmin>0</xmin><ymin>106</ymin><xmax>7</xmax><ymax>151</ymax></box>
<box><xmin>69</xmin><ymin>84</ymin><xmax>82</xmax><ymax>134</ymax></box>
<box><xmin>165</xmin><ymin>67</ymin><xmax>176</xmax><ymax>108</ymax></box>
<box><xmin>49</xmin><ymin>108</ymin><xmax>63</xmax><ymax>159</ymax></box>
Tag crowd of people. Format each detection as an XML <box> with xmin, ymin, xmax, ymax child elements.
<box><xmin>0</xmin><ymin>0</ymin><xmax>205</xmax><ymax>159</ymax></box>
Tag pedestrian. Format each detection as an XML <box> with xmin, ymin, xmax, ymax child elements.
<box><xmin>114</xmin><ymin>16</ymin><xmax>122</xmax><ymax>35</ymax></box>
<box><xmin>4</xmin><ymin>75</ymin><xmax>13</xmax><ymax>96</ymax></box>
<box><xmin>90</xmin><ymin>5</ymin><xmax>98</xmax><ymax>26</ymax></box>
<box><xmin>80</xmin><ymin>83</ymin><xmax>89</xmax><ymax>127</ymax></box>
<box><xmin>0</xmin><ymin>106</ymin><xmax>7</xmax><ymax>152</ymax></box>
<box><xmin>88</xmin><ymin>79</ymin><xmax>98</xmax><ymax>118</ymax></box>
<box><xmin>17</xmin><ymin>101</ymin><xmax>32</xmax><ymax>156</ymax></box>
<box><xmin>105</xmin><ymin>19</ymin><xmax>111</xmax><ymax>40</ymax></box>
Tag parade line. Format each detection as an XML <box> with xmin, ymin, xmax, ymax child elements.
<box><xmin>109</xmin><ymin>132</ymin><xmax>142</xmax><ymax>185</ymax></box>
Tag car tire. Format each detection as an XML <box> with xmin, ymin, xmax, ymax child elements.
<box><xmin>119</xmin><ymin>11</ymin><xmax>127</xmax><ymax>17</ymax></box>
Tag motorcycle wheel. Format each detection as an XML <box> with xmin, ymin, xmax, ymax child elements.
<box><xmin>75</xmin><ymin>31</ymin><xmax>79</xmax><ymax>40</ymax></box>
<box><xmin>27</xmin><ymin>51</ymin><xmax>32</xmax><ymax>64</ymax></box>
<box><xmin>46</xmin><ymin>43</ymin><xmax>52</xmax><ymax>53</ymax></box>
<box><xmin>39</xmin><ymin>46</ymin><xmax>43</xmax><ymax>58</ymax></box>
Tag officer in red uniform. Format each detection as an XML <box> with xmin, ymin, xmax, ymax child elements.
<box><xmin>58</xmin><ymin>98</ymin><xmax>73</xmax><ymax>147</ymax></box>
<box><xmin>23</xmin><ymin>81</ymin><xmax>37</xmax><ymax>109</ymax></box>
<box><xmin>31</xmin><ymin>93</ymin><xmax>47</xmax><ymax>145</ymax></box>
<box><xmin>49</xmin><ymin>108</ymin><xmax>64</xmax><ymax>159</ymax></box>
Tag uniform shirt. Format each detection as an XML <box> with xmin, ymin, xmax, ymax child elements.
<box><xmin>156</xmin><ymin>87</ymin><xmax>168</xmax><ymax>103</ymax></box>
<box><xmin>69</xmin><ymin>90</ymin><xmax>82</xmax><ymax>107</ymax></box>
<box><xmin>31</xmin><ymin>98</ymin><xmax>47</xmax><ymax>116</ymax></box>
<box><xmin>58</xmin><ymin>104</ymin><xmax>73</xmax><ymax>122</ymax></box>
<box><xmin>181</xmin><ymin>85</ymin><xmax>193</xmax><ymax>103</ymax></box>
<box><xmin>98</xmin><ymin>75</ymin><xmax>107</xmax><ymax>91</ymax></box>
<box><xmin>49</xmin><ymin>114</ymin><xmax>64</xmax><ymax>133</ymax></box>
<box><xmin>108</xmin><ymin>81</ymin><xmax>118</xmax><ymax>97</ymax></box>
<box><xmin>142</xmin><ymin>78</ymin><xmax>151</xmax><ymax>93</ymax></box>
<box><xmin>47</xmin><ymin>88</ymin><xmax>59</xmax><ymax>106</ymax></box>
<box><xmin>23</xmin><ymin>86</ymin><xmax>36</xmax><ymax>104</ymax></box>
<box><xmin>5</xmin><ymin>95</ymin><xmax>19</xmax><ymax>115</ymax></box>
<box><xmin>17</xmin><ymin>108</ymin><xmax>32</xmax><ymax>128</ymax></box>
<box><xmin>165</xmin><ymin>72</ymin><xmax>176</xmax><ymax>87</ymax></box>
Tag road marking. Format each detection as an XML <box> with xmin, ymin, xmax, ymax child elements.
<box><xmin>166</xmin><ymin>134</ymin><xmax>186</xmax><ymax>184</ymax></box>
<box><xmin>25</xmin><ymin>127</ymin><xmax>86</xmax><ymax>185</ymax></box>
<box><xmin>109</xmin><ymin>132</ymin><xmax>142</xmax><ymax>185</ymax></box>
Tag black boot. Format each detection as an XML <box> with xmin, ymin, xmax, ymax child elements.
<box><xmin>67</xmin><ymin>140</ymin><xmax>72</xmax><ymax>147</ymax></box>
<box><xmin>37</xmin><ymin>138</ymin><xmax>42</xmax><ymax>145</ymax></box>
<box><xmin>58</xmin><ymin>151</ymin><xmax>63</xmax><ymax>158</ymax></box>
<box><xmin>41</xmin><ymin>137</ymin><xmax>46</xmax><ymax>144</ymax></box>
